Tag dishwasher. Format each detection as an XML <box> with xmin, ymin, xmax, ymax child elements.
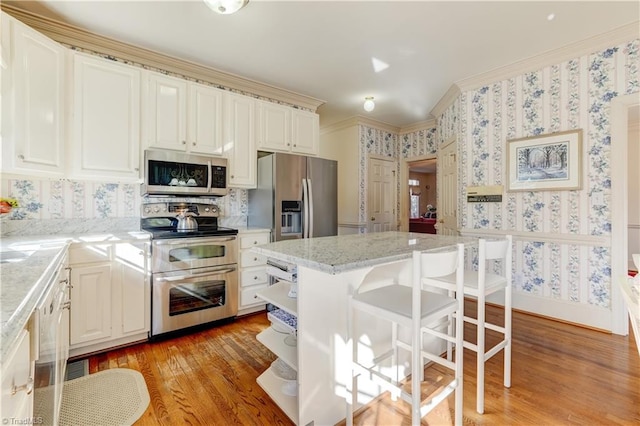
<box><xmin>33</xmin><ymin>261</ymin><xmax>71</xmax><ymax>425</ymax></box>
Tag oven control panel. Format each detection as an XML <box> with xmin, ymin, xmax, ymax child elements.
<box><xmin>142</xmin><ymin>202</ymin><xmax>220</xmax><ymax>218</ymax></box>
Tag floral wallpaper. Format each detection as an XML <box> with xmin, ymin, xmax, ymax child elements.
<box><xmin>449</xmin><ymin>39</ymin><xmax>640</xmax><ymax>311</ymax></box>
<box><xmin>0</xmin><ymin>177</ymin><xmax>248</xmax><ymax>226</ymax></box>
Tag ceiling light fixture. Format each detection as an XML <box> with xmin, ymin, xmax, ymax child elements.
<box><xmin>363</xmin><ymin>97</ymin><xmax>375</xmax><ymax>112</ymax></box>
<box><xmin>204</xmin><ymin>0</ymin><xmax>249</xmax><ymax>15</ymax></box>
<box><xmin>547</xmin><ymin>13</ymin><xmax>555</xmax><ymax>21</ymax></box>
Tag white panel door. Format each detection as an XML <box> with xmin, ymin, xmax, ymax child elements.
<box><xmin>188</xmin><ymin>83</ymin><xmax>224</xmax><ymax>156</ymax></box>
<box><xmin>72</xmin><ymin>53</ymin><xmax>141</xmax><ymax>180</ymax></box>
<box><xmin>4</xmin><ymin>14</ymin><xmax>65</xmax><ymax>175</ymax></box>
<box><xmin>437</xmin><ymin>139</ymin><xmax>458</xmax><ymax>235</ymax></box>
<box><xmin>147</xmin><ymin>72</ymin><xmax>187</xmax><ymax>151</ymax></box>
<box><xmin>367</xmin><ymin>157</ymin><xmax>396</xmax><ymax>232</ymax></box>
<box><xmin>224</xmin><ymin>92</ymin><xmax>257</xmax><ymax>188</ymax></box>
<box><xmin>114</xmin><ymin>242</ymin><xmax>149</xmax><ymax>335</ymax></box>
<box><xmin>291</xmin><ymin>109</ymin><xmax>319</xmax><ymax>156</ymax></box>
<box><xmin>70</xmin><ymin>264</ymin><xmax>112</xmax><ymax>345</ymax></box>
<box><xmin>258</xmin><ymin>101</ymin><xmax>290</xmax><ymax>152</ymax></box>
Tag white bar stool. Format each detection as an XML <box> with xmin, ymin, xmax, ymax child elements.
<box><xmin>346</xmin><ymin>244</ymin><xmax>465</xmax><ymax>426</ymax></box>
<box><xmin>432</xmin><ymin>235</ymin><xmax>512</xmax><ymax>414</ymax></box>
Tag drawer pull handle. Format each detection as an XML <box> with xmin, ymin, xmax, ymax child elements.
<box><xmin>12</xmin><ymin>378</ymin><xmax>34</xmax><ymax>395</ymax></box>
<box><xmin>59</xmin><ymin>278</ymin><xmax>69</xmax><ymax>285</ymax></box>
<box><xmin>62</xmin><ymin>301</ymin><xmax>71</xmax><ymax>310</ymax></box>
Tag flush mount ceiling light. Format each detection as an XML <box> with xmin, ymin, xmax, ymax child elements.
<box><xmin>204</xmin><ymin>0</ymin><xmax>249</xmax><ymax>15</ymax></box>
<box><xmin>363</xmin><ymin>97</ymin><xmax>375</xmax><ymax>112</ymax></box>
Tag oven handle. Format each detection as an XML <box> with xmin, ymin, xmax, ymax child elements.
<box><xmin>154</xmin><ymin>267</ymin><xmax>236</xmax><ymax>282</ymax></box>
<box><xmin>153</xmin><ymin>237</ymin><xmax>236</xmax><ymax>246</ymax></box>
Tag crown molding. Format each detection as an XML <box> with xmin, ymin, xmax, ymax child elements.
<box><xmin>398</xmin><ymin>119</ymin><xmax>436</xmax><ymax>135</ymax></box>
<box><xmin>1</xmin><ymin>4</ymin><xmax>325</xmax><ymax>111</ymax></box>
<box><xmin>456</xmin><ymin>21</ymin><xmax>640</xmax><ymax>93</ymax></box>
<box><xmin>319</xmin><ymin>117</ymin><xmax>361</xmax><ymax>135</ymax></box>
<box><xmin>429</xmin><ymin>84</ymin><xmax>461</xmax><ymax>120</ymax></box>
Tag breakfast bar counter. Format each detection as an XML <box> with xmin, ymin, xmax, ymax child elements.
<box><xmin>252</xmin><ymin>231</ymin><xmax>475</xmax><ymax>425</ymax></box>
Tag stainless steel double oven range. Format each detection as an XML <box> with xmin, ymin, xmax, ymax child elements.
<box><xmin>141</xmin><ymin>202</ymin><xmax>238</xmax><ymax>338</ymax></box>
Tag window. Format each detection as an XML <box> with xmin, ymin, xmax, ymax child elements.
<box><xmin>410</xmin><ymin>195</ymin><xmax>420</xmax><ymax>218</ymax></box>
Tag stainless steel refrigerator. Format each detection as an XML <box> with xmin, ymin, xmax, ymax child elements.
<box><xmin>248</xmin><ymin>153</ymin><xmax>337</xmax><ymax>241</ymax></box>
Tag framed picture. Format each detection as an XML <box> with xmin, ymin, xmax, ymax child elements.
<box><xmin>506</xmin><ymin>129</ymin><xmax>582</xmax><ymax>192</ymax></box>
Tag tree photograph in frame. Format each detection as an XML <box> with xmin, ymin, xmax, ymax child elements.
<box><xmin>506</xmin><ymin>129</ymin><xmax>582</xmax><ymax>192</ymax></box>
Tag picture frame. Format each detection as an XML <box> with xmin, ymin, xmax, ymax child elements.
<box><xmin>506</xmin><ymin>129</ymin><xmax>582</xmax><ymax>192</ymax></box>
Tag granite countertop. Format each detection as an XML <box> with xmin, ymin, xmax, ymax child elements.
<box><xmin>252</xmin><ymin>231</ymin><xmax>477</xmax><ymax>274</ymax></box>
<box><xmin>0</xmin><ymin>231</ymin><xmax>150</xmax><ymax>367</ymax></box>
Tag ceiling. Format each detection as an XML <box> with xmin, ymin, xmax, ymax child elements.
<box><xmin>4</xmin><ymin>1</ymin><xmax>639</xmax><ymax>129</ymax></box>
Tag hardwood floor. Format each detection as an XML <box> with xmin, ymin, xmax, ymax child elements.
<box><xmin>87</xmin><ymin>303</ymin><xmax>639</xmax><ymax>425</ymax></box>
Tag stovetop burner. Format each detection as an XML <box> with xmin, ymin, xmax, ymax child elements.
<box><xmin>141</xmin><ymin>202</ymin><xmax>238</xmax><ymax>239</ymax></box>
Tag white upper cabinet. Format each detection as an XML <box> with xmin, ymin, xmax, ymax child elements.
<box><xmin>291</xmin><ymin>109</ymin><xmax>319</xmax><ymax>156</ymax></box>
<box><xmin>71</xmin><ymin>52</ymin><xmax>141</xmax><ymax>181</ymax></box>
<box><xmin>257</xmin><ymin>101</ymin><xmax>291</xmax><ymax>152</ymax></box>
<box><xmin>146</xmin><ymin>72</ymin><xmax>187</xmax><ymax>151</ymax></box>
<box><xmin>146</xmin><ymin>72</ymin><xmax>224</xmax><ymax>155</ymax></box>
<box><xmin>223</xmin><ymin>92</ymin><xmax>257</xmax><ymax>188</ymax></box>
<box><xmin>1</xmin><ymin>12</ymin><xmax>66</xmax><ymax>176</ymax></box>
<box><xmin>188</xmin><ymin>83</ymin><xmax>224</xmax><ymax>155</ymax></box>
<box><xmin>256</xmin><ymin>99</ymin><xmax>319</xmax><ymax>156</ymax></box>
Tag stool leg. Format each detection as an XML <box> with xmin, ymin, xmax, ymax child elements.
<box><xmin>346</xmin><ymin>298</ymin><xmax>355</xmax><ymax>425</ymax></box>
<box><xmin>504</xmin><ymin>285</ymin><xmax>512</xmax><ymax>388</ymax></box>
<box><xmin>477</xmin><ymin>292</ymin><xmax>486</xmax><ymax>414</ymax></box>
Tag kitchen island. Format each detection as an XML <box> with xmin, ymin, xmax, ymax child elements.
<box><xmin>252</xmin><ymin>231</ymin><xmax>476</xmax><ymax>425</ymax></box>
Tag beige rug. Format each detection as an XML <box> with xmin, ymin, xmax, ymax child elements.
<box><xmin>35</xmin><ymin>368</ymin><xmax>150</xmax><ymax>426</ymax></box>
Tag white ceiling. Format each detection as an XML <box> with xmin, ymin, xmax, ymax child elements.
<box><xmin>5</xmin><ymin>0</ymin><xmax>639</xmax><ymax>128</ymax></box>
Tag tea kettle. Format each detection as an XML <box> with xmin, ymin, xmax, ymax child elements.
<box><xmin>176</xmin><ymin>211</ymin><xmax>198</xmax><ymax>232</ymax></box>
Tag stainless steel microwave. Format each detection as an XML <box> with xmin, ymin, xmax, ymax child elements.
<box><xmin>141</xmin><ymin>149</ymin><xmax>228</xmax><ymax>196</ymax></box>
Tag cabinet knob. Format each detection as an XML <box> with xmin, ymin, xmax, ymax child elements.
<box><xmin>11</xmin><ymin>378</ymin><xmax>34</xmax><ymax>395</ymax></box>
<box><xmin>182</xmin><ymin>140</ymin><xmax>187</xmax><ymax>145</ymax></box>
<box><xmin>253</xmin><ymin>257</ymin><xmax>258</xmax><ymax>261</ymax></box>
<box><xmin>253</xmin><ymin>240</ymin><xmax>258</xmax><ymax>245</ymax></box>
<box><xmin>135</xmin><ymin>167</ymin><xmax>140</xmax><ymax>172</ymax></box>
<box><xmin>254</xmin><ymin>276</ymin><xmax>258</xmax><ymax>280</ymax></box>
<box><xmin>371</xmin><ymin>217</ymin><xmax>375</xmax><ymax>221</ymax></box>
<box><xmin>17</xmin><ymin>154</ymin><xmax>25</xmax><ymax>160</ymax></box>
<box><xmin>293</xmin><ymin>144</ymin><xmax>297</xmax><ymax>147</ymax></box>
<box><xmin>231</xmin><ymin>175</ymin><xmax>235</xmax><ymax>179</ymax></box>
<box><xmin>254</xmin><ymin>295</ymin><xmax>258</xmax><ymax>299</ymax></box>
<box><xmin>287</xmin><ymin>143</ymin><xmax>290</xmax><ymax>146</ymax></box>
<box><xmin>192</xmin><ymin>142</ymin><xmax>196</xmax><ymax>146</ymax></box>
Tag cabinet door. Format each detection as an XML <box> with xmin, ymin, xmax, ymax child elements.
<box><xmin>2</xmin><ymin>14</ymin><xmax>65</xmax><ymax>176</ymax></box>
<box><xmin>113</xmin><ymin>242</ymin><xmax>149</xmax><ymax>336</ymax></box>
<box><xmin>188</xmin><ymin>83</ymin><xmax>224</xmax><ymax>156</ymax></box>
<box><xmin>147</xmin><ymin>72</ymin><xmax>187</xmax><ymax>151</ymax></box>
<box><xmin>258</xmin><ymin>101</ymin><xmax>291</xmax><ymax>152</ymax></box>
<box><xmin>224</xmin><ymin>92</ymin><xmax>257</xmax><ymax>188</ymax></box>
<box><xmin>0</xmin><ymin>329</ymin><xmax>33</xmax><ymax>423</ymax></box>
<box><xmin>69</xmin><ymin>264</ymin><xmax>112</xmax><ymax>345</ymax></box>
<box><xmin>291</xmin><ymin>109</ymin><xmax>319</xmax><ymax>156</ymax></box>
<box><xmin>71</xmin><ymin>53</ymin><xmax>141</xmax><ymax>180</ymax></box>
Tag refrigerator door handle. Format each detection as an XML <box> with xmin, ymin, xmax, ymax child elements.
<box><xmin>302</xmin><ymin>178</ymin><xmax>309</xmax><ymax>238</ymax></box>
<box><xmin>307</xmin><ymin>178</ymin><xmax>314</xmax><ymax>237</ymax></box>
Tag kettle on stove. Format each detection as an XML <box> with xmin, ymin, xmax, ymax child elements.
<box><xmin>176</xmin><ymin>210</ymin><xmax>198</xmax><ymax>232</ymax></box>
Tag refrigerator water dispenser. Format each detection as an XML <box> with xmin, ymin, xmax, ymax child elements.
<box><xmin>281</xmin><ymin>200</ymin><xmax>302</xmax><ymax>235</ymax></box>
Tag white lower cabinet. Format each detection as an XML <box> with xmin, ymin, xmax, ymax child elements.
<box><xmin>0</xmin><ymin>329</ymin><xmax>34</xmax><ymax>423</ymax></box>
<box><xmin>68</xmin><ymin>241</ymin><xmax>149</xmax><ymax>357</ymax></box>
<box><xmin>237</xmin><ymin>230</ymin><xmax>270</xmax><ymax>316</ymax></box>
<box><xmin>256</xmin><ymin>280</ymin><xmax>298</xmax><ymax>424</ymax></box>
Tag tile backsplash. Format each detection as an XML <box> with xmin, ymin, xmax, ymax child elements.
<box><xmin>0</xmin><ymin>177</ymin><xmax>248</xmax><ymax>235</ymax></box>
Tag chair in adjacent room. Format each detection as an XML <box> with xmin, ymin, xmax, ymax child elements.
<box><xmin>431</xmin><ymin>235</ymin><xmax>512</xmax><ymax>414</ymax></box>
<box><xmin>346</xmin><ymin>244</ymin><xmax>465</xmax><ymax>426</ymax></box>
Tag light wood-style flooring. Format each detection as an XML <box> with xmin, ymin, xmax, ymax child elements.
<box><xmin>87</xmin><ymin>302</ymin><xmax>639</xmax><ymax>425</ymax></box>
